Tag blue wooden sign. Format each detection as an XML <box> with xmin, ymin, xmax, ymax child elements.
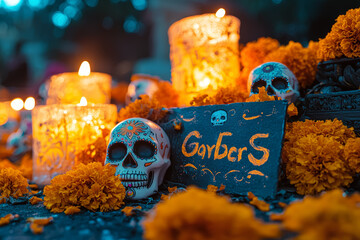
<box><xmin>160</xmin><ymin>101</ymin><xmax>288</xmax><ymax>198</ymax></box>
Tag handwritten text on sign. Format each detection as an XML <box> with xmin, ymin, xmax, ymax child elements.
<box><xmin>161</xmin><ymin>101</ymin><xmax>287</xmax><ymax>198</ymax></box>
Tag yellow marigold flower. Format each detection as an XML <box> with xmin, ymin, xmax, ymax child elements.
<box><xmin>43</xmin><ymin>163</ymin><xmax>126</xmax><ymax>213</ymax></box>
<box><xmin>318</xmin><ymin>8</ymin><xmax>360</xmax><ymax>61</ymax></box>
<box><xmin>344</xmin><ymin>138</ymin><xmax>360</xmax><ymax>174</ymax></box>
<box><xmin>239</xmin><ymin>37</ymin><xmax>280</xmax><ymax>90</ymax></box>
<box><xmin>143</xmin><ymin>187</ymin><xmax>281</xmax><ymax>240</ymax></box>
<box><xmin>282</xmin><ymin>189</ymin><xmax>360</xmax><ymax>240</ymax></box>
<box><xmin>0</xmin><ymin>168</ymin><xmax>29</xmax><ymax>200</ymax></box>
<box><xmin>29</xmin><ymin>196</ymin><xmax>43</xmax><ymax>205</ymax></box>
<box><xmin>118</xmin><ymin>95</ymin><xmax>168</xmax><ymax>123</ymax></box>
<box><xmin>265</xmin><ymin>41</ymin><xmax>320</xmax><ymax>89</ymax></box>
<box><xmin>285</xmin><ymin>134</ymin><xmax>353</xmax><ymax>195</ymax></box>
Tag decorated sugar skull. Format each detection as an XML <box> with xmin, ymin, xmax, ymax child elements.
<box><xmin>211</xmin><ymin>110</ymin><xmax>227</xmax><ymax>126</ymax></box>
<box><xmin>248</xmin><ymin>62</ymin><xmax>299</xmax><ymax>103</ymax></box>
<box><xmin>125</xmin><ymin>74</ymin><xmax>159</xmax><ymax>105</ymax></box>
<box><xmin>105</xmin><ymin>118</ymin><xmax>171</xmax><ymax>200</ymax></box>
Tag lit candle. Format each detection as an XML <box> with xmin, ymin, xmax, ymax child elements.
<box><xmin>168</xmin><ymin>9</ymin><xmax>240</xmax><ymax>105</ymax></box>
<box><xmin>46</xmin><ymin>61</ymin><xmax>112</xmax><ymax>105</ymax></box>
<box><xmin>32</xmin><ymin>98</ymin><xmax>117</xmax><ymax>186</ymax></box>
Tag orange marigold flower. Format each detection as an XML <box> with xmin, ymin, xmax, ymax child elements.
<box><xmin>30</xmin><ymin>223</ymin><xmax>44</xmax><ymax>234</ymax></box>
<box><xmin>344</xmin><ymin>138</ymin><xmax>360</xmax><ymax>174</ymax></box>
<box><xmin>246</xmin><ymin>87</ymin><xmax>278</xmax><ymax>102</ymax></box>
<box><xmin>118</xmin><ymin>95</ymin><xmax>168</xmax><ymax>123</ymax></box>
<box><xmin>29</xmin><ymin>196</ymin><xmax>43</xmax><ymax>205</ymax></box>
<box><xmin>206</xmin><ymin>185</ymin><xmax>219</xmax><ymax>193</ymax></box>
<box><xmin>43</xmin><ymin>163</ymin><xmax>126</xmax><ymax>212</ymax></box>
<box><xmin>318</xmin><ymin>8</ymin><xmax>360</xmax><ymax>61</ymax></box>
<box><xmin>0</xmin><ymin>214</ymin><xmax>19</xmax><ymax>226</ymax></box>
<box><xmin>143</xmin><ymin>187</ymin><xmax>281</xmax><ymax>240</ymax></box>
<box><xmin>0</xmin><ymin>154</ymin><xmax>33</xmax><ymax>180</ymax></box>
<box><xmin>265</xmin><ymin>41</ymin><xmax>319</xmax><ymax>89</ymax></box>
<box><xmin>64</xmin><ymin>206</ymin><xmax>81</xmax><ymax>215</ymax></box>
<box><xmin>190</xmin><ymin>87</ymin><xmax>248</xmax><ymax>106</ymax></box>
<box><xmin>0</xmin><ymin>168</ymin><xmax>29</xmax><ymax>200</ymax></box>
<box><xmin>282</xmin><ymin>189</ymin><xmax>360</xmax><ymax>240</ymax></box>
<box><xmin>27</xmin><ymin>216</ymin><xmax>53</xmax><ymax>225</ymax></box>
<box><xmin>287</xmin><ymin>103</ymin><xmax>298</xmax><ymax>117</ymax></box>
<box><xmin>168</xmin><ymin>186</ymin><xmax>177</xmax><ymax>193</ymax></box>
<box><xmin>239</xmin><ymin>37</ymin><xmax>280</xmax><ymax>90</ymax></box>
<box><xmin>250</xmin><ymin>198</ymin><xmax>270</xmax><ymax>212</ymax></box>
<box><xmin>122</xmin><ymin>206</ymin><xmax>142</xmax><ymax>216</ymax></box>
<box><xmin>269</xmin><ymin>213</ymin><xmax>284</xmax><ymax>222</ymax></box>
<box><xmin>152</xmin><ymin>81</ymin><xmax>179</xmax><ymax>108</ymax></box>
<box><xmin>283</xmin><ymin>119</ymin><xmax>355</xmax><ymax>163</ymax></box>
<box><xmin>285</xmin><ymin>134</ymin><xmax>353</xmax><ymax>195</ymax></box>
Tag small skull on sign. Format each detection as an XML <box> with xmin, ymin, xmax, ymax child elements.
<box><xmin>211</xmin><ymin>110</ymin><xmax>227</xmax><ymax>126</ymax></box>
<box><xmin>248</xmin><ymin>62</ymin><xmax>300</xmax><ymax>103</ymax></box>
<box><xmin>105</xmin><ymin>118</ymin><xmax>171</xmax><ymax>200</ymax></box>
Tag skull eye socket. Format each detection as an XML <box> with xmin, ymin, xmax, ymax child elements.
<box><xmin>108</xmin><ymin>143</ymin><xmax>127</xmax><ymax>161</ymax></box>
<box><xmin>251</xmin><ymin>79</ymin><xmax>267</xmax><ymax>94</ymax></box>
<box><xmin>272</xmin><ymin>77</ymin><xmax>288</xmax><ymax>90</ymax></box>
<box><xmin>220</xmin><ymin>116</ymin><xmax>225</xmax><ymax>120</ymax></box>
<box><xmin>133</xmin><ymin>140</ymin><xmax>155</xmax><ymax>159</ymax></box>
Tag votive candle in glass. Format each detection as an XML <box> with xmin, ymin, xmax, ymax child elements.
<box><xmin>32</xmin><ymin>102</ymin><xmax>117</xmax><ymax>185</ymax></box>
<box><xmin>46</xmin><ymin>61</ymin><xmax>112</xmax><ymax>105</ymax></box>
<box><xmin>168</xmin><ymin>9</ymin><xmax>240</xmax><ymax>104</ymax></box>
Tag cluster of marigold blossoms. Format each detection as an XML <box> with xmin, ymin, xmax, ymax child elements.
<box><xmin>0</xmin><ymin>168</ymin><xmax>29</xmax><ymax>202</ymax></box>
<box><xmin>239</xmin><ymin>37</ymin><xmax>319</xmax><ymax>90</ymax></box>
<box><xmin>282</xmin><ymin>119</ymin><xmax>360</xmax><ymax>195</ymax></box>
<box><xmin>281</xmin><ymin>189</ymin><xmax>360</xmax><ymax>240</ymax></box>
<box><xmin>43</xmin><ymin>162</ymin><xmax>126</xmax><ymax>213</ymax></box>
<box><xmin>318</xmin><ymin>7</ymin><xmax>360</xmax><ymax>61</ymax></box>
<box><xmin>143</xmin><ymin>187</ymin><xmax>281</xmax><ymax>240</ymax></box>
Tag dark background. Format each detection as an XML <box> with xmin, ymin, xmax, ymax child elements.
<box><xmin>0</xmin><ymin>0</ymin><xmax>358</xmax><ymax>96</ymax></box>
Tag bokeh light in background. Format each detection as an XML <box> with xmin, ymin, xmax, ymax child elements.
<box><xmin>0</xmin><ymin>0</ymin><xmax>358</xmax><ymax>102</ymax></box>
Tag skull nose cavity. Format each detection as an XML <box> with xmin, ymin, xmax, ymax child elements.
<box><xmin>266</xmin><ymin>86</ymin><xmax>276</xmax><ymax>96</ymax></box>
<box><xmin>122</xmin><ymin>153</ymin><xmax>138</xmax><ymax>168</ymax></box>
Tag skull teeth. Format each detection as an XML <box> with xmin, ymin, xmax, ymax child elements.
<box><xmin>122</xmin><ymin>181</ymin><xmax>148</xmax><ymax>188</ymax></box>
<box><xmin>120</xmin><ymin>173</ymin><xmax>148</xmax><ymax>182</ymax></box>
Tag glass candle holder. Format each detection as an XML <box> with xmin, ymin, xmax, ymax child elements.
<box><xmin>32</xmin><ymin>104</ymin><xmax>117</xmax><ymax>185</ymax></box>
<box><xmin>168</xmin><ymin>13</ymin><xmax>240</xmax><ymax>104</ymax></box>
<box><xmin>46</xmin><ymin>72</ymin><xmax>112</xmax><ymax>105</ymax></box>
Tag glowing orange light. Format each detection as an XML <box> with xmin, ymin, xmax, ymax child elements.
<box><xmin>77</xmin><ymin>97</ymin><xmax>88</xmax><ymax>106</ymax></box>
<box><xmin>11</xmin><ymin>98</ymin><xmax>24</xmax><ymax>111</ymax></box>
<box><xmin>216</xmin><ymin>8</ymin><xmax>226</xmax><ymax>18</ymax></box>
<box><xmin>78</xmin><ymin>61</ymin><xmax>91</xmax><ymax>76</ymax></box>
<box><xmin>198</xmin><ymin>78</ymin><xmax>211</xmax><ymax>89</ymax></box>
<box><xmin>24</xmin><ymin>97</ymin><xmax>36</xmax><ymax>110</ymax></box>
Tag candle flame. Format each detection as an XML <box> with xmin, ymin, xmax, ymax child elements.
<box><xmin>11</xmin><ymin>98</ymin><xmax>24</xmax><ymax>111</ymax></box>
<box><xmin>216</xmin><ymin>8</ymin><xmax>226</xmax><ymax>18</ymax></box>
<box><xmin>24</xmin><ymin>97</ymin><xmax>36</xmax><ymax>110</ymax></box>
<box><xmin>78</xmin><ymin>61</ymin><xmax>91</xmax><ymax>76</ymax></box>
<box><xmin>77</xmin><ymin>97</ymin><xmax>88</xmax><ymax>106</ymax></box>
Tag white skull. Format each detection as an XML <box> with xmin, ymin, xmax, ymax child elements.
<box><xmin>125</xmin><ymin>74</ymin><xmax>159</xmax><ymax>105</ymax></box>
<box><xmin>105</xmin><ymin>118</ymin><xmax>171</xmax><ymax>200</ymax></box>
<box><xmin>211</xmin><ymin>110</ymin><xmax>227</xmax><ymax>126</ymax></box>
<box><xmin>248</xmin><ymin>62</ymin><xmax>299</xmax><ymax>103</ymax></box>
